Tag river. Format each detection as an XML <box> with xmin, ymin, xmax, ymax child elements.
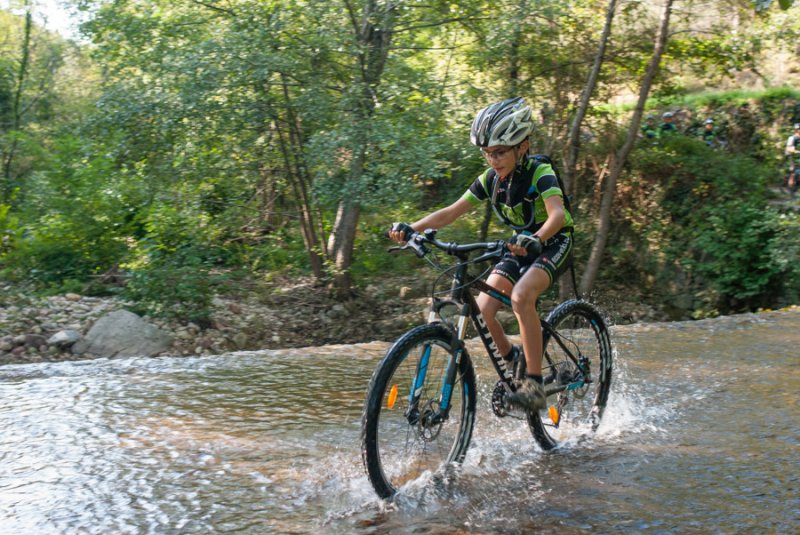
<box><xmin>0</xmin><ymin>309</ymin><xmax>798</xmax><ymax>534</ymax></box>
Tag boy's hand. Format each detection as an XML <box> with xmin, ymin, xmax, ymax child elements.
<box><xmin>388</xmin><ymin>222</ymin><xmax>415</xmax><ymax>243</ymax></box>
<box><xmin>509</xmin><ymin>233</ymin><xmax>542</xmax><ymax>259</ymax></box>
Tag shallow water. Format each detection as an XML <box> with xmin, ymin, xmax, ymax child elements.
<box><xmin>0</xmin><ymin>310</ymin><xmax>798</xmax><ymax>534</ymax></box>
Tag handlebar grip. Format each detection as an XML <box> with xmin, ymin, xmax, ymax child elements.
<box><xmin>390</xmin><ymin>222</ymin><xmax>415</xmax><ymax>242</ymax></box>
<box><xmin>510</xmin><ymin>233</ymin><xmax>542</xmax><ymax>257</ymax></box>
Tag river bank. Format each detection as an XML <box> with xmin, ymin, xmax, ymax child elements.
<box><xmin>0</xmin><ymin>276</ymin><xmax>712</xmax><ymax>366</ymax></box>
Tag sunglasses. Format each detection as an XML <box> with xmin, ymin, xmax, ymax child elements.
<box><xmin>480</xmin><ymin>146</ymin><xmax>515</xmax><ymax>161</ymax></box>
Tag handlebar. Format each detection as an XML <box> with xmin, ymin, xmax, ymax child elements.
<box><xmin>389</xmin><ymin>228</ymin><xmax>506</xmax><ymax>262</ymax></box>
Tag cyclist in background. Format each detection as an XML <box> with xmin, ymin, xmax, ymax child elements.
<box><xmin>388</xmin><ymin>97</ymin><xmax>574</xmax><ymax>412</ymax></box>
<box><xmin>702</xmin><ymin>118</ymin><xmax>716</xmax><ymax>147</ymax></box>
<box><xmin>660</xmin><ymin>111</ymin><xmax>678</xmax><ymax>136</ymax></box>
<box><xmin>784</xmin><ymin>123</ymin><xmax>800</xmax><ymax>196</ymax></box>
<box><xmin>641</xmin><ymin>115</ymin><xmax>659</xmax><ymax>142</ymax></box>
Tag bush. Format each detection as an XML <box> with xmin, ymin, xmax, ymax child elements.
<box><xmin>121</xmin><ymin>203</ymin><xmax>229</xmax><ymax>324</ymax></box>
<box><xmin>0</xmin><ymin>213</ymin><xmax>129</xmax><ymax>288</ymax></box>
<box><xmin>624</xmin><ymin>135</ymin><xmax>798</xmax><ymax>314</ymax></box>
<box><xmin>123</xmin><ymin>246</ymin><xmax>217</xmax><ymax>325</ymax></box>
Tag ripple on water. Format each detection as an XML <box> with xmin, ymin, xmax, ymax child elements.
<box><xmin>0</xmin><ymin>309</ymin><xmax>798</xmax><ymax>533</ymax></box>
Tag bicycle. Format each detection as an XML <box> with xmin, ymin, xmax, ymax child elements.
<box><xmin>360</xmin><ymin>229</ymin><xmax>613</xmax><ymax>499</ymax></box>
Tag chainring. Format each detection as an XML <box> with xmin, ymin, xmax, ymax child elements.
<box><xmin>491</xmin><ymin>380</ymin><xmax>508</xmax><ymax>417</ymax></box>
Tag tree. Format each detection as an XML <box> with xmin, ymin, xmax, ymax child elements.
<box><xmin>560</xmin><ymin>0</ymin><xmax>619</xmax><ymax>298</ymax></box>
<box><xmin>1</xmin><ymin>7</ymin><xmax>32</xmax><ymax>203</ymax></box>
<box><xmin>580</xmin><ymin>0</ymin><xmax>675</xmax><ymax>295</ymax></box>
<box><xmin>1</xmin><ymin>3</ymin><xmax>83</xmax><ymax>206</ymax></box>
<box><xmin>325</xmin><ymin>0</ymin><xmax>399</xmax><ymax>297</ymax></box>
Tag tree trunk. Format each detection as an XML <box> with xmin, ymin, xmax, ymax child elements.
<box><xmin>328</xmin><ymin>197</ymin><xmax>361</xmax><ymax>296</ymax></box>
<box><xmin>559</xmin><ymin>0</ymin><xmax>618</xmax><ymax>300</ymax></box>
<box><xmin>2</xmin><ymin>9</ymin><xmax>32</xmax><ymax>204</ymax></box>
<box><xmin>271</xmin><ymin>106</ymin><xmax>325</xmax><ymax>279</ymax></box>
<box><xmin>580</xmin><ymin>0</ymin><xmax>674</xmax><ymax>296</ymax></box>
<box><xmin>328</xmin><ymin>0</ymin><xmax>398</xmax><ymax>299</ymax></box>
<box><xmin>562</xmin><ymin>0</ymin><xmax>618</xmax><ymax>197</ymax></box>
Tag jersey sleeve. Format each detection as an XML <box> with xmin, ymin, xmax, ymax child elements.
<box><xmin>533</xmin><ymin>164</ymin><xmax>562</xmax><ymax>200</ymax></box>
<box><xmin>460</xmin><ymin>169</ymin><xmax>492</xmax><ymax>205</ymax></box>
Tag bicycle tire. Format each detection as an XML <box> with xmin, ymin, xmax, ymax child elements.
<box><xmin>361</xmin><ymin>323</ymin><xmax>477</xmax><ymax>499</ymax></box>
<box><xmin>527</xmin><ymin>299</ymin><xmax>613</xmax><ymax>450</ymax></box>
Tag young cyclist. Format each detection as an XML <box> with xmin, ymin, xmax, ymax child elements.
<box><xmin>784</xmin><ymin>123</ymin><xmax>800</xmax><ymax>195</ymax></box>
<box><xmin>388</xmin><ymin>97</ymin><xmax>574</xmax><ymax>412</ymax></box>
<box><xmin>641</xmin><ymin>115</ymin><xmax>659</xmax><ymax>141</ymax></box>
<box><xmin>702</xmin><ymin>118</ymin><xmax>716</xmax><ymax>147</ymax></box>
<box><xmin>660</xmin><ymin>111</ymin><xmax>678</xmax><ymax>136</ymax></box>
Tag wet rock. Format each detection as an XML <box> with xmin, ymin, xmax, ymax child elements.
<box><xmin>24</xmin><ymin>334</ymin><xmax>48</xmax><ymax>348</ymax></box>
<box><xmin>47</xmin><ymin>330</ymin><xmax>82</xmax><ymax>348</ymax></box>
<box><xmin>233</xmin><ymin>332</ymin><xmax>248</xmax><ymax>349</ymax></box>
<box><xmin>72</xmin><ymin>310</ymin><xmax>174</xmax><ymax>358</ymax></box>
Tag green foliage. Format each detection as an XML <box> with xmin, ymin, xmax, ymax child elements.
<box><xmin>0</xmin><ymin>133</ymin><xmax>136</xmax><ymax>286</ymax></box>
<box><xmin>120</xmin><ymin>201</ymin><xmax>230</xmax><ymax>323</ymax></box>
<box><xmin>2</xmin><ymin>0</ymin><xmax>800</xmax><ymax>321</ymax></box>
<box><xmin>1</xmin><ymin>212</ymin><xmax>128</xmax><ymax>287</ymax></box>
<box><xmin>0</xmin><ymin>201</ymin><xmax>19</xmax><ymax>255</ymax></box>
<box><xmin>625</xmin><ymin>135</ymin><xmax>799</xmax><ymax>313</ymax></box>
<box><xmin>688</xmin><ymin>203</ymin><xmax>793</xmax><ymax>308</ymax></box>
<box><xmin>123</xmin><ymin>245</ymin><xmax>217</xmax><ymax>325</ymax></box>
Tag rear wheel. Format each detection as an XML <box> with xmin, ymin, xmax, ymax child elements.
<box><xmin>527</xmin><ymin>300</ymin><xmax>612</xmax><ymax>450</ymax></box>
<box><xmin>361</xmin><ymin>324</ymin><xmax>477</xmax><ymax>498</ymax></box>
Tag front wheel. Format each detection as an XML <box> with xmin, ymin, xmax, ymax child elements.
<box><xmin>528</xmin><ymin>300</ymin><xmax>613</xmax><ymax>450</ymax></box>
<box><xmin>361</xmin><ymin>323</ymin><xmax>477</xmax><ymax>499</ymax></box>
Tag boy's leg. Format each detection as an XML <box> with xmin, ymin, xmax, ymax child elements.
<box><xmin>510</xmin><ymin>267</ymin><xmax>550</xmax><ymax>375</ymax></box>
<box><xmin>476</xmin><ymin>273</ymin><xmax>515</xmax><ymax>357</ymax></box>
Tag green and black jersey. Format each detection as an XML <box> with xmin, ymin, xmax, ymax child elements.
<box><xmin>660</xmin><ymin>122</ymin><xmax>678</xmax><ymax>135</ymax></box>
<box><xmin>460</xmin><ymin>156</ymin><xmax>573</xmax><ymax>234</ymax></box>
<box><xmin>642</xmin><ymin>124</ymin><xmax>659</xmax><ymax>139</ymax></box>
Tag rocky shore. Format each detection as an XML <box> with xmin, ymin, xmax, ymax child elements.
<box><xmin>0</xmin><ymin>291</ymin><xmax>247</xmax><ymax>364</ymax></box>
<box><xmin>0</xmin><ymin>277</ymin><xmax>668</xmax><ymax>366</ymax></box>
<box><xmin>0</xmin><ymin>279</ymin><xmax>432</xmax><ymax>365</ymax></box>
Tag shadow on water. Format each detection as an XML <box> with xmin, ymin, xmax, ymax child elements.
<box><xmin>0</xmin><ymin>310</ymin><xmax>798</xmax><ymax>534</ymax></box>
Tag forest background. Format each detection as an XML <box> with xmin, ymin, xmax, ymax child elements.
<box><xmin>1</xmin><ymin>0</ymin><xmax>800</xmax><ymax>349</ymax></box>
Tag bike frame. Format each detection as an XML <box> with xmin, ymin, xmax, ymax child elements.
<box><xmin>408</xmin><ymin>251</ymin><xmax>587</xmax><ymax>425</ymax></box>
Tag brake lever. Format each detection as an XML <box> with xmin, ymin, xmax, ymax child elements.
<box><xmin>472</xmin><ymin>241</ymin><xmax>507</xmax><ymax>263</ymax></box>
<box><xmin>388</xmin><ymin>240</ymin><xmax>429</xmax><ymax>257</ymax></box>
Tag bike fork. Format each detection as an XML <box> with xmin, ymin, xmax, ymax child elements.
<box><xmin>406</xmin><ymin>317</ymin><xmax>468</xmax><ymax>425</ymax></box>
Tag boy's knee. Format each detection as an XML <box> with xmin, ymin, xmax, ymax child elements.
<box><xmin>511</xmin><ymin>287</ymin><xmax>538</xmax><ymax>312</ymax></box>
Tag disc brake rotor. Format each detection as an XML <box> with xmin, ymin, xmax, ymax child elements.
<box><xmin>416</xmin><ymin>399</ymin><xmax>444</xmax><ymax>440</ymax></box>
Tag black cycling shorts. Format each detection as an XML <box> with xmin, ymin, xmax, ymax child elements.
<box><xmin>493</xmin><ymin>231</ymin><xmax>573</xmax><ymax>286</ymax></box>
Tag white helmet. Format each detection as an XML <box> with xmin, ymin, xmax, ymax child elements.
<box><xmin>470</xmin><ymin>97</ymin><xmax>533</xmax><ymax>147</ymax></box>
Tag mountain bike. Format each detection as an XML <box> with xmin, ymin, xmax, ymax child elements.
<box><xmin>360</xmin><ymin>229</ymin><xmax>613</xmax><ymax>499</ymax></box>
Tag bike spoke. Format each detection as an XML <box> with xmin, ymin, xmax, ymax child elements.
<box><xmin>363</xmin><ymin>325</ymin><xmax>476</xmax><ymax>497</ymax></box>
<box><xmin>528</xmin><ymin>301</ymin><xmax>612</xmax><ymax>450</ymax></box>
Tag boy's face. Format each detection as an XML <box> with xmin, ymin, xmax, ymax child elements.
<box><xmin>481</xmin><ymin>140</ymin><xmax>529</xmax><ymax>179</ymax></box>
